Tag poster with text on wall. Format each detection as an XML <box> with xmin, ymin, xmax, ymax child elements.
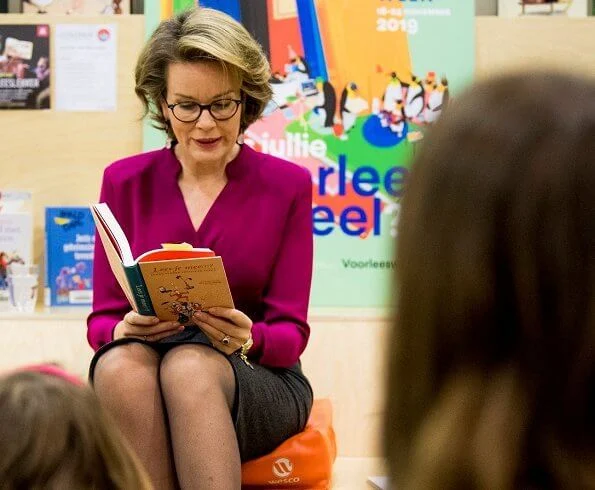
<box><xmin>55</xmin><ymin>24</ymin><xmax>117</xmax><ymax>111</ymax></box>
<box><xmin>205</xmin><ymin>0</ymin><xmax>475</xmax><ymax>307</ymax></box>
<box><xmin>0</xmin><ymin>24</ymin><xmax>50</xmax><ymax>110</ymax></box>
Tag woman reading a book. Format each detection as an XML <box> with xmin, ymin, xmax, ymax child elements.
<box><xmin>87</xmin><ymin>7</ymin><xmax>313</xmax><ymax>489</ymax></box>
<box><xmin>384</xmin><ymin>72</ymin><xmax>595</xmax><ymax>489</ymax></box>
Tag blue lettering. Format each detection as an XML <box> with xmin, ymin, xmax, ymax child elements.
<box><xmin>318</xmin><ymin>166</ymin><xmax>334</xmax><ymax>196</ymax></box>
<box><xmin>352</xmin><ymin>166</ymin><xmax>380</xmax><ymax>196</ymax></box>
<box><xmin>373</xmin><ymin>197</ymin><xmax>382</xmax><ymax>235</ymax></box>
<box><xmin>312</xmin><ymin>206</ymin><xmax>334</xmax><ymax>236</ymax></box>
<box><xmin>339</xmin><ymin>206</ymin><xmax>367</xmax><ymax>236</ymax></box>
<box><xmin>338</xmin><ymin>154</ymin><xmax>347</xmax><ymax>196</ymax></box>
<box><xmin>384</xmin><ymin>167</ymin><xmax>408</xmax><ymax>198</ymax></box>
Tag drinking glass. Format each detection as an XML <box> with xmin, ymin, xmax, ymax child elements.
<box><xmin>6</xmin><ymin>263</ymin><xmax>39</xmax><ymax>313</ymax></box>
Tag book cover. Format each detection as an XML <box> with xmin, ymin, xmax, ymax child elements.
<box><xmin>0</xmin><ymin>213</ymin><xmax>33</xmax><ymax>311</ymax></box>
<box><xmin>138</xmin><ymin>257</ymin><xmax>234</xmax><ymax>323</ymax></box>
<box><xmin>0</xmin><ymin>190</ymin><xmax>33</xmax><ymax>311</ymax></box>
<box><xmin>45</xmin><ymin>207</ymin><xmax>95</xmax><ymax>306</ymax></box>
<box><xmin>90</xmin><ymin>203</ymin><xmax>234</xmax><ymax>323</ymax></box>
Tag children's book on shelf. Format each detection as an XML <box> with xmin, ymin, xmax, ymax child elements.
<box><xmin>90</xmin><ymin>202</ymin><xmax>234</xmax><ymax>323</ymax></box>
<box><xmin>45</xmin><ymin>207</ymin><xmax>95</xmax><ymax>306</ymax></box>
<box><xmin>0</xmin><ymin>190</ymin><xmax>33</xmax><ymax>311</ymax></box>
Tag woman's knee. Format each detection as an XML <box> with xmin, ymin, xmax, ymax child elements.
<box><xmin>160</xmin><ymin>345</ymin><xmax>235</xmax><ymax>405</ymax></box>
<box><xmin>93</xmin><ymin>343</ymin><xmax>160</xmax><ymax>397</ymax></box>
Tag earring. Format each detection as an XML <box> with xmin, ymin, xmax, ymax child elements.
<box><xmin>236</xmin><ymin>133</ymin><xmax>245</xmax><ymax>145</ymax></box>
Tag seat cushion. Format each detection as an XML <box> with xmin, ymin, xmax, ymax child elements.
<box><xmin>241</xmin><ymin>399</ymin><xmax>337</xmax><ymax>489</ymax></box>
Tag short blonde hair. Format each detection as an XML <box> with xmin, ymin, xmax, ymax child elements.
<box><xmin>135</xmin><ymin>7</ymin><xmax>272</xmax><ymax>137</ymax></box>
<box><xmin>0</xmin><ymin>370</ymin><xmax>152</xmax><ymax>490</ymax></box>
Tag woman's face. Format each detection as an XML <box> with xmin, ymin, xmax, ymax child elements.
<box><xmin>162</xmin><ymin>61</ymin><xmax>242</xmax><ymax>167</ymax></box>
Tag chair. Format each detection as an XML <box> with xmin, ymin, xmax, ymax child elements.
<box><xmin>241</xmin><ymin>399</ymin><xmax>337</xmax><ymax>489</ymax></box>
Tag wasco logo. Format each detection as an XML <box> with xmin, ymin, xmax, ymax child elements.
<box><xmin>269</xmin><ymin>458</ymin><xmax>301</xmax><ymax>485</ymax></box>
<box><xmin>273</xmin><ymin>458</ymin><xmax>293</xmax><ymax>478</ymax></box>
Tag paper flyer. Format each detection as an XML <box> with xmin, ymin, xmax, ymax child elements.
<box><xmin>0</xmin><ymin>24</ymin><xmax>50</xmax><ymax>109</ymax></box>
<box><xmin>54</xmin><ymin>23</ymin><xmax>117</xmax><ymax>111</ymax></box>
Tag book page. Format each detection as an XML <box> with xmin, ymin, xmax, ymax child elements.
<box><xmin>91</xmin><ymin>203</ymin><xmax>134</xmax><ymax>264</ymax></box>
<box><xmin>90</xmin><ymin>206</ymin><xmax>137</xmax><ymax>311</ymax></box>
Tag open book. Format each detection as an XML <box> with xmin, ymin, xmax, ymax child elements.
<box><xmin>90</xmin><ymin>203</ymin><xmax>234</xmax><ymax>323</ymax></box>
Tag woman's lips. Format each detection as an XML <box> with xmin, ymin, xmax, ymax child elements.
<box><xmin>193</xmin><ymin>137</ymin><xmax>221</xmax><ymax>149</ymax></box>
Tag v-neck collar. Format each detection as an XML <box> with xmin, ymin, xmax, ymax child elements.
<box><xmin>163</xmin><ymin>144</ymin><xmax>251</xmax><ymax>239</ymax></box>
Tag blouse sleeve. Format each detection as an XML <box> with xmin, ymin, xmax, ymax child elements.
<box><xmin>86</xmin><ymin>169</ymin><xmax>130</xmax><ymax>351</ymax></box>
<box><xmin>249</xmin><ymin>168</ymin><xmax>313</xmax><ymax>367</ymax></box>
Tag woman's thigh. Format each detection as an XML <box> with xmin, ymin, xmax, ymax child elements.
<box><xmin>232</xmin><ymin>361</ymin><xmax>313</xmax><ymax>460</ymax></box>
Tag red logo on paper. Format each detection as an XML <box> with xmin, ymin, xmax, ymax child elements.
<box><xmin>97</xmin><ymin>28</ymin><xmax>110</xmax><ymax>42</ymax></box>
<box><xmin>36</xmin><ymin>25</ymin><xmax>49</xmax><ymax>38</ymax></box>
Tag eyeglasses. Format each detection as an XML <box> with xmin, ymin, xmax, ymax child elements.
<box><xmin>166</xmin><ymin>98</ymin><xmax>242</xmax><ymax>123</ymax></box>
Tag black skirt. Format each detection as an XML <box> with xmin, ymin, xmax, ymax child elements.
<box><xmin>89</xmin><ymin>326</ymin><xmax>313</xmax><ymax>461</ymax></box>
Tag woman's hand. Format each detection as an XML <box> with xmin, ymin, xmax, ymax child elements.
<box><xmin>113</xmin><ymin>311</ymin><xmax>184</xmax><ymax>342</ymax></box>
<box><xmin>193</xmin><ymin>307</ymin><xmax>252</xmax><ymax>355</ymax></box>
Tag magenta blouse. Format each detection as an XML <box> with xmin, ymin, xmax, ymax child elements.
<box><xmin>87</xmin><ymin>144</ymin><xmax>313</xmax><ymax>368</ymax></box>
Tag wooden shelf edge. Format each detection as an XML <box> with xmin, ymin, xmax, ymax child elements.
<box><xmin>0</xmin><ymin>306</ymin><xmax>393</xmax><ymax>322</ymax></box>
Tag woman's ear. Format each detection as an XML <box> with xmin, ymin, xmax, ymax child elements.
<box><xmin>160</xmin><ymin>99</ymin><xmax>169</xmax><ymax>120</ymax></box>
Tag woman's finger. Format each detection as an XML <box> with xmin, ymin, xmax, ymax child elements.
<box><xmin>205</xmin><ymin>307</ymin><xmax>252</xmax><ymax>328</ymax></box>
<box><xmin>196</xmin><ymin>321</ymin><xmax>240</xmax><ymax>355</ymax></box>
<box><xmin>124</xmin><ymin>311</ymin><xmax>160</xmax><ymax>326</ymax></box>
<box><xmin>124</xmin><ymin>320</ymin><xmax>182</xmax><ymax>338</ymax></box>
<box><xmin>193</xmin><ymin>311</ymin><xmax>249</xmax><ymax>339</ymax></box>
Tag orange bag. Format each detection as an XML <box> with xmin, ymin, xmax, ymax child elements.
<box><xmin>241</xmin><ymin>399</ymin><xmax>337</xmax><ymax>489</ymax></box>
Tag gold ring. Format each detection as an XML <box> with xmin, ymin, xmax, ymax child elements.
<box><xmin>221</xmin><ymin>335</ymin><xmax>231</xmax><ymax>345</ymax></box>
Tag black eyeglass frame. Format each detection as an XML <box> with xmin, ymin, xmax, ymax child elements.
<box><xmin>166</xmin><ymin>99</ymin><xmax>242</xmax><ymax>123</ymax></box>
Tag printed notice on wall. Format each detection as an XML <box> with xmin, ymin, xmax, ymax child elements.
<box><xmin>55</xmin><ymin>24</ymin><xmax>117</xmax><ymax>111</ymax></box>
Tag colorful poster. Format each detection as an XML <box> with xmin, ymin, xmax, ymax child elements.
<box><xmin>0</xmin><ymin>24</ymin><xmax>50</xmax><ymax>109</ymax></box>
<box><xmin>242</xmin><ymin>0</ymin><xmax>474</xmax><ymax>307</ymax></box>
<box><xmin>146</xmin><ymin>0</ymin><xmax>475</xmax><ymax>307</ymax></box>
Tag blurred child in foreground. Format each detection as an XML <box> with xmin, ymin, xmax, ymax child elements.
<box><xmin>0</xmin><ymin>368</ymin><xmax>152</xmax><ymax>489</ymax></box>
<box><xmin>385</xmin><ymin>71</ymin><xmax>595</xmax><ymax>489</ymax></box>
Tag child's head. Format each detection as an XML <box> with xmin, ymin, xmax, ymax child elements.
<box><xmin>385</xmin><ymin>71</ymin><xmax>595</xmax><ymax>489</ymax></box>
<box><xmin>0</xmin><ymin>369</ymin><xmax>152</xmax><ymax>489</ymax></box>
